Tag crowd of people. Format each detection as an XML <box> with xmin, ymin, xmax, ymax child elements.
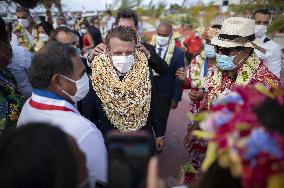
<box><xmin>0</xmin><ymin>4</ymin><xmax>283</xmax><ymax>188</ymax></box>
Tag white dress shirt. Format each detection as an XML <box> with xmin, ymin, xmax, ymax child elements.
<box><xmin>254</xmin><ymin>35</ymin><xmax>282</xmax><ymax>78</ymax></box>
<box><xmin>17</xmin><ymin>90</ymin><xmax>108</xmax><ymax>187</ymax></box>
<box><xmin>8</xmin><ymin>46</ymin><xmax>33</xmax><ymax>97</ymax></box>
<box><xmin>155</xmin><ymin>44</ymin><xmax>168</xmax><ymax>59</ymax></box>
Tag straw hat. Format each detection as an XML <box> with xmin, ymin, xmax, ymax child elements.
<box><xmin>211</xmin><ymin>17</ymin><xmax>262</xmax><ymax>49</ymax></box>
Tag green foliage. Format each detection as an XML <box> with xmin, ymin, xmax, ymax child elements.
<box><xmin>268</xmin><ymin>15</ymin><xmax>284</xmax><ymax>33</ymax></box>
<box><xmin>154</xmin><ymin>2</ymin><xmax>166</xmax><ymax>18</ymax></box>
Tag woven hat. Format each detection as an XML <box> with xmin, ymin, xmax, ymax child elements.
<box><xmin>211</xmin><ymin>17</ymin><xmax>262</xmax><ymax>49</ymax></box>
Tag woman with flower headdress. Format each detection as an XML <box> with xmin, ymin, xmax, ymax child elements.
<box><xmin>175</xmin><ymin>25</ymin><xmax>220</xmax><ymax>183</ymax></box>
<box><xmin>196</xmin><ymin>83</ymin><xmax>284</xmax><ymax>188</ymax></box>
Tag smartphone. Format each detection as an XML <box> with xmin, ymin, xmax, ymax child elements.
<box><xmin>106</xmin><ymin>131</ymin><xmax>154</xmax><ymax>188</ymax></box>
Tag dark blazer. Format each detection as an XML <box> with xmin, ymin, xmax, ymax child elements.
<box><xmin>142</xmin><ymin>42</ymin><xmax>169</xmax><ymax>76</ymax></box>
<box><xmin>88</xmin><ymin>26</ymin><xmax>103</xmax><ymax>47</ymax></box>
<box><xmin>153</xmin><ymin>47</ymin><xmax>184</xmax><ymax>102</ymax></box>
<box><xmin>82</xmin><ymin>71</ymin><xmax>165</xmax><ymax>138</ymax></box>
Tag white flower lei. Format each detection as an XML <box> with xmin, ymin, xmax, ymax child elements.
<box><xmin>91</xmin><ymin>50</ymin><xmax>152</xmax><ymax>132</ymax></box>
<box><xmin>151</xmin><ymin>34</ymin><xmax>176</xmax><ymax>76</ymax></box>
<box><xmin>203</xmin><ymin>53</ymin><xmax>259</xmax><ymax>104</ymax></box>
<box><xmin>191</xmin><ymin>51</ymin><xmax>206</xmax><ymax>88</ymax></box>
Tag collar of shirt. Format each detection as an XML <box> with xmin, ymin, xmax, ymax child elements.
<box><xmin>155</xmin><ymin>44</ymin><xmax>168</xmax><ymax>52</ymax></box>
<box><xmin>31</xmin><ymin>89</ymin><xmax>79</xmax><ymax>114</ymax></box>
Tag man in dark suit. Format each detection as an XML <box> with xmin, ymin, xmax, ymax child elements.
<box><xmin>153</xmin><ymin>22</ymin><xmax>184</xmax><ymax>132</ymax></box>
<box><xmin>82</xmin><ymin>26</ymin><xmax>165</xmax><ymax>152</ymax></box>
<box><xmin>87</xmin><ymin>8</ymin><xmax>169</xmax><ymax>152</ymax></box>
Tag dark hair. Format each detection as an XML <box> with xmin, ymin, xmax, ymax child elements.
<box><xmin>79</xmin><ymin>20</ymin><xmax>90</xmax><ymax>28</ymax></box>
<box><xmin>198</xmin><ymin>160</ymin><xmax>242</xmax><ymax>188</ymax></box>
<box><xmin>105</xmin><ymin>26</ymin><xmax>137</xmax><ymax>47</ymax></box>
<box><xmin>90</xmin><ymin>16</ymin><xmax>98</xmax><ymax>24</ymax></box>
<box><xmin>252</xmin><ymin>9</ymin><xmax>271</xmax><ymax>18</ymax></box>
<box><xmin>49</xmin><ymin>26</ymin><xmax>72</xmax><ymax>42</ymax></box>
<box><xmin>0</xmin><ymin>17</ymin><xmax>7</xmax><ymax>44</ymax></box>
<box><xmin>16</xmin><ymin>6</ymin><xmax>30</xmax><ymax>15</ymax></box>
<box><xmin>29</xmin><ymin>41</ymin><xmax>76</xmax><ymax>89</ymax></box>
<box><xmin>254</xmin><ymin>98</ymin><xmax>284</xmax><ymax>138</ymax></box>
<box><xmin>38</xmin><ymin>21</ymin><xmax>54</xmax><ymax>36</ymax></box>
<box><xmin>211</xmin><ymin>24</ymin><xmax>222</xmax><ymax>29</ymax></box>
<box><xmin>0</xmin><ymin>123</ymin><xmax>78</xmax><ymax>188</ymax></box>
<box><xmin>115</xmin><ymin>8</ymin><xmax>138</xmax><ymax>28</ymax></box>
<box><xmin>106</xmin><ymin>10</ymin><xmax>112</xmax><ymax>16</ymax></box>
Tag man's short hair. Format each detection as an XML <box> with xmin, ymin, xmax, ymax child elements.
<box><xmin>252</xmin><ymin>9</ymin><xmax>271</xmax><ymax>18</ymax></box>
<box><xmin>16</xmin><ymin>6</ymin><xmax>30</xmax><ymax>15</ymax></box>
<box><xmin>48</xmin><ymin>26</ymin><xmax>72</xmax><ymax>42</ymax></box>
<box><xmin>29</xmin><ymin>41</ymin><xmax>76</xmax><ymax>89</ymax></box>
<box><xmin>115</xmin><ymin>8</ymin><xmax>138</xmax><ymax>28</ymax></box>
<box><xmin>105</xmin><ymin>26</ymin><xmax>137</xmax><ymax>47</ymax></box>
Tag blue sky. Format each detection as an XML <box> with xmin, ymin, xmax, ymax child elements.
<box><xmin>61</xmin><ymin>0</ymin><xmax>215</xmax><ymax>11</ymax></box>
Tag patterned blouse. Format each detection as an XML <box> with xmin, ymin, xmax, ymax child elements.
<box><xmin>0</xmin><ymin>68</ymin><xmax>25</xmax><ymax>133</ymax></box>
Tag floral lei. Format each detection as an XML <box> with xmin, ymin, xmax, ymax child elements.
<box><xmin>13</xmin><ymin>22</ymin><xmax>39</xmax><ymax>52</ymax></box>
<box><xmin>203</xmin><ymin>53</ymin><xmax>259</xmax><ymax>105</ymax></box>
<box><xmin>151</xmin><ymin>34</ymin><xmax>176</xmax><ymax>75</ymax></box>
<box><xmin>190</xmin><ymin>51</ymin><xmax>206</xmax><ymax>88</ymax></box>
<box><xmin>91</xmin><ymin>50</ymin><xmax>152</xmax><ymax>132</ymax></box>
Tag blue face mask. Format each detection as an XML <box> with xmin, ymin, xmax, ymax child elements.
<box><xmin>216</xmin><ymin>54</ymin><xmax>237</xmax><ymax>71</ymax></box>
<box><xmin>75</xmin><ymin>47</ymin><xmax>81</xmax><ymax>56</ymax></box>
<box><xmin>204</xmin><ymin>44</ymin><xmax>216</xmax><ymax>58</ymax></box>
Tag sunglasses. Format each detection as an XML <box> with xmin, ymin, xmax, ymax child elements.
<box><xmin>215</xmin><ymin>46</ymin><xmax>244</xmax><ymax>56</ymax></box>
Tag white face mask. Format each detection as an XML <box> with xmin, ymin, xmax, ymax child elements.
<box><xmin>112</xmin><ymin>55</ymin><xmax>135</xmax><ymax>74</ymax></box>
<box><xmin>39</xmin><ymin>33</ymin><xmax>49</xmax><ymax>42</ymax></box>
<box><xmin>60</xmin><ymin>73</ymin><xmax>90</xmax><ymax>103</ymax></box>
<box><xmin>255</xmin><ymin>25</ymin><xmax>267</xmax><ymax>38</ymax></box>
<box><xmin>17</xmin><ymin>18</ymin><xmax>30</xmax><ymax>28</ymax></box>
<box><xmin>156</xmin><ymin>35</ymin><xmax>170</xmax><ymax>47</ymax></box>
<box><xmin>80</xmin><ymin>28</ymin><xmax>87</xmax><ymax>34</ymax></box>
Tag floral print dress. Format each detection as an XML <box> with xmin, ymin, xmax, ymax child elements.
<box><xmin>0</xmin><ymin>68</ymin><xmax>25</xmax><ymax>133</ymax></box>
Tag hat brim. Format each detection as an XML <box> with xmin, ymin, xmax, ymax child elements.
<box><xmin>211</xmin><ymin>36</ymin><xmax>262</xmax><ymax>48</ymax></box>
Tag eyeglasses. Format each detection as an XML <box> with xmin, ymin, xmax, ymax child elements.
<box><xmin>215</xmin><ymin>46</ymin><xmax>243</xmax><ymax>56</ymax></box>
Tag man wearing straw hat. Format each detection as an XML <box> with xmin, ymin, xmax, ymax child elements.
<box><xmin>202</xmin><ymin>17</ymin><xmax>280</xmax><ymax>107</ymax></box>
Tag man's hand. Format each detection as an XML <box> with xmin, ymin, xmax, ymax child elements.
<box><xmin>155</xmin><ymin>137</ymin><xmax>165</xmax><ymax>152</ymax></box>
<box><xmin>175</xmin><ymin>67</ymin><xmax>186</xmax><ymax>81</ymax></box>
<box><xmin>136</xmin><ymin>43</ymin><xmax>150</xmax><ymax>59</ymax></box>
<box><xmin>171</xmin><ymin>100</ymin><xmax>178</xmax><ymax>109</ymax></box>
<box><xmin>87</xmin><ymin>43</ymin><xmax>107</xmax><ymax>62</ymax></box>
<box><xmin>188</xmin><ymin>90</ymin><xmax>205</xmax><ymax>101</ymax></box>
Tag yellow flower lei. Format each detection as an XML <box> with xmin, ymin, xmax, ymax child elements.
<box><xmin>191</xmin><ymin>51</ymin><xmax>206</xmax><ymax>88</ymax></box>
<box><xmin>91</xmin><ymin>50</ymin><xmax>152</xmax><ymax>132</ymax></box>
<box><xmin>151</xmin><ymin>33</ymin><xmax>176</xmax><ymax>76</ymax></box>
<box><xmin>204</xmin><ymin>53</ymin><xmax>259</xmax><ymax>104</ymax></box>
<box><xmin>14</xmin><ymin>23</ymin><xmax>39</xmax><ymax>52</ymax></box>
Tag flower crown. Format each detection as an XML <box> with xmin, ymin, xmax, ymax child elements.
<box><xmin>192</xmin><ymin>81</ymin><xmax>284</xmax><ymax>188</ymax></box>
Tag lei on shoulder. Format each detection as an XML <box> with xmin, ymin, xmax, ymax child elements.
<box><xmin>191</xmin><ymin>82</ymin><xmax>284</xmax><ymax>188</ymax></box>
<box><xmin>151</xmin><ymin>33</ymin><xmax>177</xmax><ymax>76</ymax></box>
<box><xmin>203</xmin><ymin>53</ymin><xmax>259</xmax><ymax>105</ymax></box>
<box><xmin>91</xmin><ymin>50</ymin><xmax>152</xmax><ymax>132</ymax></box>
<box><xmin>13</xmin><ymin>22</ymin><xmax>39</xmax><ymax>52</ymax></box>
<box><xmin>190</xmin><ymin>51</ymin><xmax>206</xmax><ymax>88</ymax></box>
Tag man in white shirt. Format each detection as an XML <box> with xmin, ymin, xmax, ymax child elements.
<box><xmin>105</xmin><ymin>10</ymin><xmax>115</xmax><ymax>32</ymax></box>
<box><xmin>253</xmin><ymin>9</ymin><xmax>282</xmax><ymax>78</ymax></box>
<box><xmin>17</xmin><ymin>42</ymin><xmax>107</xmax><ymax>187</ymax></box>
<box><xmin>11</xmin><ymin>6</ymin><xmax>39</xmax><ymax>52</ymax></box>
<box><xmin>8</xmin><ymin>45</ymin><xmax>33</xmax><ymax>97</ymax></box>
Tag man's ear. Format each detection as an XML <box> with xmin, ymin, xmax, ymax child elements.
<box><xmin>51</xmin><ymin>74</ymin><xmax>63</xmax><ymax>92</ymax></box>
